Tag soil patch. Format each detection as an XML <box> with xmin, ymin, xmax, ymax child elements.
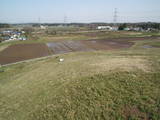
<box><xmin>82</xmin><ymin>39</ymin><xmax>133</xmax><ymax>50</ymax></box>
<box><xmin>47</xmin><ymin>41</ymin><xmax>93</xmax><ymax>54</ymax></box>
<box><xmin>0</xmin><ymin>43</ymin><xmax>50</xmax><ymax>65</ymax></box>
<box><xmin>47</xmin><ymin>38</ymin><xmax>134</xmax><ymax>54</ymax></box>
<box><xmin>122</xmin><ymin>105</ymin><xmax>148</xmax><ymax>120</ymax></box>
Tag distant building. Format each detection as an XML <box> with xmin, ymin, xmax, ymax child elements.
<box><xmin>132</xmin><ymin>27</ymin><xmax>143</xmax><ymax>31</ymax></box>
<box><xmin>124</xmin><ymin>28</ymin><xmax>130</xmax><ymax>31</ymax></box>
<box><xmin>112</xmin><ymin>26</ymin><xmax>118</xmax><ymax>31</ymax></box>
<box><xmin>40</xmin><ymin>25</ymin><xmax>47</xmax><ymax>29</ymax></box>
<box><xmin>1</xmin><ymin>30</ymin><xmax>27</xmax><ymax>42</ymax></box>
<box><xmin>2</xmin><ymin>30</ymin><xmax>12</xmax><ymax>35</ymax></box>
<box><xmin>146</xmin><ymin>28</ymin><xmax>157</xmax><ymax>32</ymax></box>
<box><xmin>19</xmin><ymin>37</ymin><xmax>27</xmax><ymax>41</ymax></box>
<box><xmin>21</xmin><ymin>31</ymin><xmax>25</xmax><ymax>34</ymax></box>
<box><xmin>97</xmin><ymin>26</ymin><xmax>113</xmax><ymax>30</ymax></box>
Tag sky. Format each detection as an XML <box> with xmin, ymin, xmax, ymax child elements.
<box><xmin>0</xmin><ymin>0</ymin><xmax>160</xmax><ymax>23</ymax></box>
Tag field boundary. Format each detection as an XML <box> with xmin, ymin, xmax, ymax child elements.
<box><xmin>0</xmin><ymin>54</ymin><xmax>57</xmax><ymax>67</ymax></box>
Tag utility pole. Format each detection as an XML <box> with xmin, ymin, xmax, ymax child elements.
<box><xmin>38</xmin><ymin>17</ymin><xmax>41</xmax><ymax>27</ymax></box>
<box><xmin>64</xmin><ymin>15</ymin><xmax>67</xmax><ymax>25</ymax></box>
<box><xmin>113</xmin><ymin>8</ymin><xmax>118</xmax><ymax>26</ymax></box>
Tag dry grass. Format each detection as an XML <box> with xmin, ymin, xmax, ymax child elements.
<box><xmin>0</xmin><ymin>50</ymin><xmax>159</xmax><ymax>120</ymax></box>
<box><xmin>0</xmin><ymin>45</ymin><xmax>8</xmax><ymax>52</ymax></box>
<box><xmin>90</xmin><ymin>57</ymin><xmax>150</xmax><ymax>72</ymax></box>
<box><xmin>0</xmin><ymin>33</ymin><xmax>160</xmax><ymax>120</ymax></box>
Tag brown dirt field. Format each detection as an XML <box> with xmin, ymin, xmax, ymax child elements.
<box><xmin>82</xmin><ymin>36</ymin><xmax>160</xmax><ymax>50</ymax></box>
<box><xmin>82</xmin><ymin>39</ymin><xmax>134</xmax><ymax>50</ymax></box>
<box><xmin>0</xmin><ymin>37</ymin><xmax>159</xmax><ymax>65</ymax></box>
<box><xmin>47</xmin><ymin>38</ymin><xmax>134</xmax><ymax>54</ymax></box>
<box><xmin>47</xmin><ymin>37</ymin><xmax>159</xmax><ymax>54</ymax></box>
<box><xmin>0</xmin><ymin>43</ymin><xmax>50</xmax><ymax>65</ymax></box>
<box><xmin>47</xmin><ymin>41</ymin><xmax>93</xmax><ymax>54</ymax></box>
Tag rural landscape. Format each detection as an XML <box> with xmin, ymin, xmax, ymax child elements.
<box><xmin>0</xmin><ymin>0</ymin><xmax>160</xmax><ymax>120</ymax></box>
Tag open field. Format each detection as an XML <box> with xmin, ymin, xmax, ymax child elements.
<box><xmin>1</xmin><ymin>36</ymin><xmax>158</xmax><ymax>65</ymax></box>
<box><xmin>47</xmin><ymin>38</ymin><xmax>134</xmax><ymax>54</ymax></box>
<box><xmin>0</xmin><ymin>31</ymin><xmax>160</xmax><ymax>120</ymax></box>
<box><xmin>0</xmin><ymin>31</ymin><xmax>160</xmax><ymax>46</ymax></box>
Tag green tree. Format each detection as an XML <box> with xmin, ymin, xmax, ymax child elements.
<box><xmin>0</xmin><ymin>23</ymin><xmax>11</xmax><ymax>28</ymax></box>
<box><xmin>118</xmin><ymin>23</ymin><xmax>127</xmax><ymax>30</ymax></box>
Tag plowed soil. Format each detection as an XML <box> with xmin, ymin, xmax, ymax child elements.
<box><xmin>47</xmin><ymin>38</ymin><xmax>134</xmax><ymax>54</ymax></box>
<box><xmin>0</xmin><ymin>37</ymin><xmax>159</xmax><ymax>65</ymax></box>
<box><xmin>0</xmin><ymin>43</ymin><xmax>50</xmax><ymax>65</ymax></box>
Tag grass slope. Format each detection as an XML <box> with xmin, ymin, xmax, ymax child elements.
<box><xmin>0</xmin><ymin>37</ymin><xmax>160</xmax><ymax>120</ymax></box>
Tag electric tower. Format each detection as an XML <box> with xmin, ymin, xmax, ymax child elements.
<box><xmin>113</xmin><ymin>8</ymin><xmax>118</xmax><ymax>26</ymax></box>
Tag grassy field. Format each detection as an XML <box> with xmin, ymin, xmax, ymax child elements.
<box><xmin>0</xmin><ymin>30</ymin><xmax>160</xmax><ymax>48</ymax></box>
<box><xmin>0</xmin><ymin>31</ymin><xmax>160</xmax><ymax>120</ymax></box>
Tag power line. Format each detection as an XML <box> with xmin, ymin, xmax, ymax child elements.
<box><xmin>64</xmin><ymin>15</ymin><xmax>67</xmax><ymax>24</ymax></box>
<box><xmin>113</xmin><ymin>8</ymin><xmax>118</xmax><ymax>25</ymax></box>
<box><xmin>38</xmin><ymin>17</ymin><xmax>41</xmax><ymax>26</ymax></box>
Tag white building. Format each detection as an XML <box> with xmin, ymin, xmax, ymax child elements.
<box><xmin>40</xmin><ymin>25</ymin><xmax>47</xmax><ymax>29</ymax></box>
<box><xmin>97</xmin><ymin>26</ymin><xmax>113</xmax><ymax>31</ymax></box>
